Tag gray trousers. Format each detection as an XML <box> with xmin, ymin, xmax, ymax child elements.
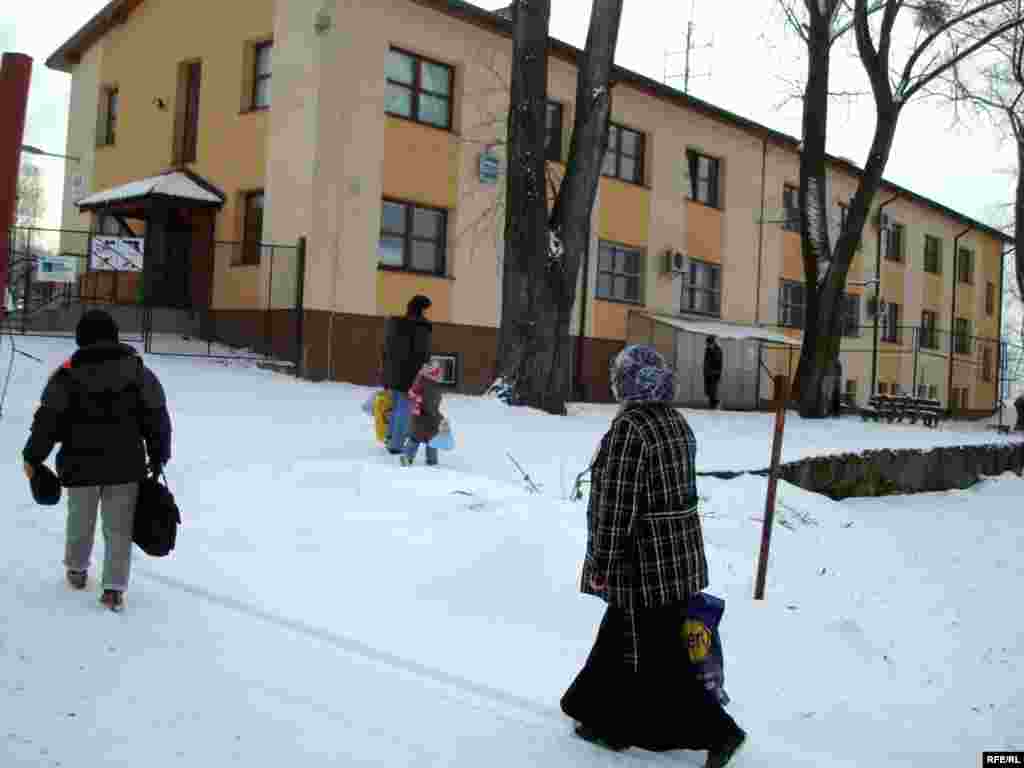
<box><xmin>65</xmin><ymin>483</ymin><xmax>139</xmax><ymax>591</ymax></box>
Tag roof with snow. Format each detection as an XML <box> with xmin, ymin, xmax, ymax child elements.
<box><xmin>76</xmin><ymin>170</ymin><xmax>226</xmax><ymax>211</ymax></box>
<box><xmin>644</xmin><ymin>313</ymin><xmax>802</xmax><ymax>347</ymax></box>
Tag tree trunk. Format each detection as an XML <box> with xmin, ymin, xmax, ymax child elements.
<box><xmin>496</xmin><ymin>0</ymin><xmax>623</xmax><ymax>415</ymax></box>
<box><xmin>496</xmin><ymin>0</ymin><xmax>552</xmax><ymax>406</ymax></box>
<box><xmin>794</xmin><ymin>9</ymin><xmax>833</xmax><ymax>416</ymax></box>
<box><xmin>1016</xmin><ymin>137</ymin><xmax>1024</xmax><ymax>303</ymax></box>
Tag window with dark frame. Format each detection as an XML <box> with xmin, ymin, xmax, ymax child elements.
<box><xmin>429</xmin><ymin>354</ymin><xmax>459</xmax><ymax>387</ymax></box>
<box><xmin>237</xmin><ymin>190</ymin><xmax>264</xmax><ymax>266</ymax></box>
<box><xmin>778</xmin><ymin>279</ymin><xmax>805</xmax><ymax>328</ymax></box>
<box><xmin>923</xmin><ymin>235</ymin><xmax>942</xmax><ymax>274</ymax></box>
<box><xmin>385</xmin><ymin>47</ymin><xmax>453</xmax><ymax>130</ymax></box>
<box><xmin>252</xmin><ymin>42</ymin><xmax>272</xmax><ymax>110</ymax></box>
<box><xmin>878</xmin><ymin>381</ymin><xmax>889</xmax><ymax>395</ymax></box>
<box><xmin>841</xmin><ymin>293</ymin><xmax>861</xmax><ymax>337</ymax></box>
<box><xmin>545</xmin><ymin>100</ymin><xmax>563</xmax><ymax>162</ymax></box>
<box><xmin>782</xmin><ymin>184</ymin><xmax>800</xmax><ymax>232</ymax></box>
<box><xmin>845</xmin><ymin>379</ymin><xmax>858</xmax><ymax>401</ymax></box>
<box><xmin>920</xmin><ymin>309</ymin><xmax>938</xmax><ymax>349</ymax></box>
<box><xmin>882</xmin><ymin>301</ymin><xmax>901</xmax><ymax>343</ymax></box>
<box><xmin>681</xmin><ymin>259</ymin><xmax>720</xmax><ymax>316</ymax></box>
<box><xmin>838</xmin><ymin>202</ymin><xmax>863</xmax><ymax>250</ymax></box>
<box><xmin>884</xmin><ymin>222</ymin><xmax>905</xmax><ymax>262</ymax></box>
<box><xmin>986</xmin><ymin>281</ymin><xmax>995</xmax><ymax>316</ymax></box>
<box><xmin>954</xmin><ymin>317</ymin><xmax>971</xmax><ymax>355</ymax></box>
<box><xmin>602</xmin><ymin>122</ymin><xmax>645</xmax><ymax>185</ymax></box>
<box><xmin>176</xmin><ymin>60</ymin><xmax>202</xmax><ymax>164</ymax></box>
<box><xmin>596</xmin><ymin>241</ymin><xmax>643</xmax><ymax>304</ymax></box>
<box><xmin>982</xmin><ymin>345</ymin><xmax>993</xmax><ymax>382</ymax></box>
<box><xmin>99</xmin><ymin>87</ymin><xmax>118</xmax><ymax>146</ymax></box>
<box><xmin>928</xmin><ymin>384</ymin><xmax>937</xmax><ymax>400</ymax></box>
<box><xmin>957</xmin><ymin>247</ymin><xmax>974</xmax><ymax>284</ymax></box>
<box><xmin>378</xmin><ymin>199</ymin><xmax>448</xmax><ymax>275</ymax></box>
<box><xmin>686</xmin><ymin>150</ymin><xmax>720</xmax><ymax>208</ymax></box>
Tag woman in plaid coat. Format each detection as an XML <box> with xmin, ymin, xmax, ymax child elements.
<box><xmin>561</xmin><ymin>344</ymin><xmax>746</xmax><ymax>768</ymax></box>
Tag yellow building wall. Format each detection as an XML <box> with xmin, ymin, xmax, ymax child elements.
<box><xmin>597</xmin><ymin>178</ymin><xmax>649</xmax><ymax>248</ymax></box>
<box><xmin>592</xmin><ymin>300</ymin><xmax>633</xmax><ymax>340</ymax></box>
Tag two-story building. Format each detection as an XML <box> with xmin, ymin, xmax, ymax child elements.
<box><xmin>47</xmin><ymin>0</ymin><xmax>1011</xmax><ymax>411</ymax></box>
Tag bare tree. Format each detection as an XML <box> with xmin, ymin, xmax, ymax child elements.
<box><xmin>781</xmin><ymin>0</ymin><xmax>1023</xmax><ymax>417</ymax></box>
<box><xmin>497</xmin><ymin>0</ymin><xmax>623</xmax><ymax>415</ymax></box>
<box><xmin>15</xmin><ymin>162</ymin><xmax>45</xmax><ymax>228</ymax></box>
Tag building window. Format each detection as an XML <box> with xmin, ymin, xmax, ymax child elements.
<box><xmin>986</xmin><ymin>281</ymin><xmax>995</xmax><ymax>316</ymax></box>
<box><xmin>845</xmin><ymin>379</ymin><xmax>858</xmax><ymax>402</ymax></box>
<box><xmin>920</xmin><ymin>309</ymin><xmax>939</xmax><ymax>349</ymax></box>
<box><xmin>235</xmin><ymin>191</ymin><xmax>264</xmax><ymax>266</ymax></box>
<box><xmin>878</xmin><ymin>381</ymin><xmax>889</xmax><ymax>395</ymax></box>
<box><xmin>778</xmin><ymin>280</ymin><xmax>805</xmax><ymax>328</ymax></box>
<box><xmin>841</xmin><ymin>293</ymin><xmax>861</xmax><ymax>337</ymax></box>
<box><xmin>782</xmin><ymin>184</ymin><xmax>799</xmax><ymax>232</ymax></box>
<box><xmin>98</xmin><ymin>87</ymin><xmax>118</xmax><ymax>146</ymax></box>
<box><xmin>545</xmin><ymin>100</ymin><xmax>563</xmax><ymax>162</ymax></box>
<box><xmin>837</xmin><ymin>202</ymin><xmax>862</xmax><ymax>250</ymax></box>
<box><xmin>687</xmin><ymin>150</ymin><xmax>720</xmax><ymax>208</ymax></box>
<box><xmin>954</xmin><ymin>317</ymin><xmax>972</xmax><ymax>355</ymax></box>
<box><xmin>597</xmin><ymin>241</ymin><xmax>643</xmax><ymax>303</ymax></box>
<box><xmin>884</xmin><ymin>222</ymin><xmax>905</xmax><ymax>262</ymax></box>
<box><xmin>682</xmin><ymin>259</ymin><xmax>720</xmax><ymax>316</ymax></box>
<box><xmin>252</xmin><ymin>42</ymin><xmax>272</xmax><ymax>109</ymax></box>
<box><xmin>378</xmin><ymin>199</ymin><xmax>448</xmax><ymax>275</ymax></box>
<box><xmin>923</xmin><ymin>235</ymin><xmax>942</xmax><ymax>274</ymax></box>
<box><xmin>385</xmin><ymin>47</ymin><xmax>453</xmax><ymax>130</ymax></box>
<box><xmin>928</xmin><ymin>384</ymin><xmax>937</xmax><ymax>400</ymax></box>
<box><xmin>602</xmin><ymin>122</ymin><xmax>645</xmax><ymax>184</ymax></box>
<box><xmin>952</xmin><ymin>386</ymin><xmax>969</xmax><ymax>410</ymax></box>
<box><xmin>882</xmin><ymin>301</ymin><xmax>901</xmax><ymax>343</ymax></box>
<box><xmin>916</xmin><ymin>383</ymin><xmax>928</xmax><ymax>399</ymax></box>
<box><xmin>174</xmin><ymin>60</ymin><xmax>202</xmax><ymax>164</ymax></box>
<box><xmin>957</xmin><ymin>247</ymin><xmax>974</xmax><ymax>284</ymax></box>
<box><xmin>981</xmin><ymin>345</ymin><xmax>993</xmax><ymax>382</ymax></box>
<box><xmin>429</xmin><ymin>354</ymin><xmax>459</xmax><ymax>386</ymax></box>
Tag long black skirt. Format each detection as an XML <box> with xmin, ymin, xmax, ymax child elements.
<box><xmin>560</xmin><ymin>603</ymin><xmax>742</xmax><ymax>752</ymax></box>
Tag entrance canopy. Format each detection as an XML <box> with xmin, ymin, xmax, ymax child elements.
<box><xmin>77</xmin><ymin>169</ymin><xmax>225</xmax><ymax>212</ymax></box>
<box><xmin>642</xmin><ymin>313</ymin><xmax>801</xmax><ymax>347</ymax></box>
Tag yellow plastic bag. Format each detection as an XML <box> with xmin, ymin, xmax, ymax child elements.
<box><xmin>373</xmin><ymin>390</ymin><xmax>394</xmax><ymax>443</ymax></box>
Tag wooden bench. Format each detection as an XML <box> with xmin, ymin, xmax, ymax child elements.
<box><xmin>860</xmin><ymin>394</ymin><xmax>945</xmax><ymax>427</ymax></box>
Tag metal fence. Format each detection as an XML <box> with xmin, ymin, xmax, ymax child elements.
<box><xmin>3</xmin><ymin>226</ymin><xmax>305</xmax><ymax>368</ymax></box>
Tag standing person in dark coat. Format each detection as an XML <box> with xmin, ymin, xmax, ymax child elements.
<box><xmin>561</xmin><ymin>344</ymin><xmax>746</xmax><ymax>768</ymax></box>
<box><xmin>22</xmin><ymin>309</ymin><xmax>172</xmax><ymax>612</ymax></box>
<box><xmin>381</xmin><ymin>295</ymin><xmax>433</xmax><ymax>454</ymax></box>
<box><xmin>704</xmin><ymin>336</ymin><xmax>724</xmax><ymax>409</ymax></box>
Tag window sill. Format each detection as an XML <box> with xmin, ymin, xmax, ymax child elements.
<box><xmin>230</xmin><ymin>263</ymin><xmax>261</xmax><ymax>269</ymax></box>
<box><xmin>680</xmin><ymin>309</ymin><xmax>722</xmax><ymax>319</ymax></box>
<box><xmin>385</xmin><ymin>111</ymin><xmax>454</xmax><ymax>134</ymax></box>
<box><xmin>240</xmin><ymin>106</ymin><xmax>270</xmax><ymax>115</ymax></box>
<box><xmin>594</xmin><ymin>297</ymin><xmax>643</xmax><ymax>307</ymax></box>
<box><xmin>599</xmin><ymin>174</ymin><xmax>651</xmax><ymax>191</ymax></box>
<box><xmin>686</xmin><ymin>199</ymin><xmax>723</xmax><ymax>212</ymax></box>
<box><xmin>377</xmin><ymin>265</ymin><xmax>454</xmax><ymax>280</ymax></box>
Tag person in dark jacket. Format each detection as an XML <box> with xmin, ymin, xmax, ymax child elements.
<box><xmin>704</xmin><ymin>336</ymin><xmax>724</xmax><ymax>409</ymax></box>
<box><xmin>561</xmin><ymin>344</ymin><xmax>746</xmax><ymax>768</ymax></box>
<box><xmin>381</xmin><ymin>295</ymin><xmax>433</xmax><ymax>454</ymax></box>
<box><xmin>1014</xmin><ymin>393</ymin><xmax>1024</xmax><ymax>430</ymax></box>
<box><xmin>22</xmin><ymin>309</ymin><xmax>171</xmax><ymax>612</ymax></box>
<box><xmin>400</xmin><ymin>362</ymin><xmax>444</xmax><ymax>467</ymax></box>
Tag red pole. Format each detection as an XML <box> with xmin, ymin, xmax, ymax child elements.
<box><xmin>0</xmin><ymin>53</ymin><xmax>34</xmax><ymax>318</ymax></box>
<box><xmin>754</xmin><ymin>374</ymin><xmax>789</xmax><ymax>600</ymax></box>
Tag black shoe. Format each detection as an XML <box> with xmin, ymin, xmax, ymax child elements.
<box><xmin>705</xmin><ymin>728</ymin><xmax>746</xmax><ymax>768</ymax></box>
<box><xmin>66</xmin><ymin>570</ymin><xmax>87</xmax><ymax>590</ymax></box>
<box><xmin>573</xmin><ymin>723</ymin><xmax>629</xmax><ymax>752</ymax></box>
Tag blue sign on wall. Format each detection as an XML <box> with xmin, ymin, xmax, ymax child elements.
<box><xmin>479</xmin><ymin>151</ymin><xmax>500</xmax><ymax>184</ymax></box>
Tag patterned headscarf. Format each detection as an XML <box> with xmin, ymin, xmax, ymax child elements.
<box><xmin>609</xmin><ymin>344</ymin><xmax>675</xmax><ymax>404</ymax></box>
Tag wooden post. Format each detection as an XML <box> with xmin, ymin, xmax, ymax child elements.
<box><xmin>754</xmin><ymin>374</ymin><xmax>789</xmax><ymax>600</ymax></box>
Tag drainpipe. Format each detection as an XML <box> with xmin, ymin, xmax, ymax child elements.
<box><xmin>947</xmin><ymin>225</ymin><xmax>972</xmax><ymax>414</ymax></box>
<box><xmin>870</xmin><ymin>194</ymin><xmax>898</xmax><ymax>396</ymax></box>
<box><xmin>755</xmin><ymin>135</ymin><xmax>767</xmax><ymax>326</ymax></box>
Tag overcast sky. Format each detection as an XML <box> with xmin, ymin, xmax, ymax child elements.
<box><xmin>4</xmin><ymin>0</ymin><xmax>1017</xmax><ymax>232</ymax></box>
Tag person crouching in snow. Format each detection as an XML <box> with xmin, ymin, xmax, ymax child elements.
<box><xmin>401</xmin><ymin>362</ymin><xmax>444</xmax><ymax>467</ymax></box>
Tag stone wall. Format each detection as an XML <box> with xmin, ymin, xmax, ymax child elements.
<box><xmin>777</xmin><ymin>441</ymin><xmax>1024</xmax><ymax>499</ymax></box>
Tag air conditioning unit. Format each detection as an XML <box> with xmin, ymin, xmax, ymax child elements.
<box><xmin>663</xmin><ymin>249</ymin><xmax>686</xmax><ymax>274</ymax></box>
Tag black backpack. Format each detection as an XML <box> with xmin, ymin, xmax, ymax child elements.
<box><xmin>134</xmin><ymin>472</ymin><xmax>181</xmax><ymax>557</ymax></box>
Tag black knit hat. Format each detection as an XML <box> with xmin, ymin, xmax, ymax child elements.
<box><xmin>407</xmin><ymin>294</ymin><xmax>432</xmax><ymax>317</ymax></box>
<box><xmin>30</xmin><ymin>464</ymin><xmax>62</xmax><ymax>506</ymax></box>
<box><xmin>76</xmin><ymin>309</ymin><xmax>119</xmax><ymax>347</ymax></box>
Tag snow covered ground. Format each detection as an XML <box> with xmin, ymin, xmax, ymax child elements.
<box><xmin>2</xmin><ymin>335</ymin><xmax>1022</xmax><ymax>767</ymax></box>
